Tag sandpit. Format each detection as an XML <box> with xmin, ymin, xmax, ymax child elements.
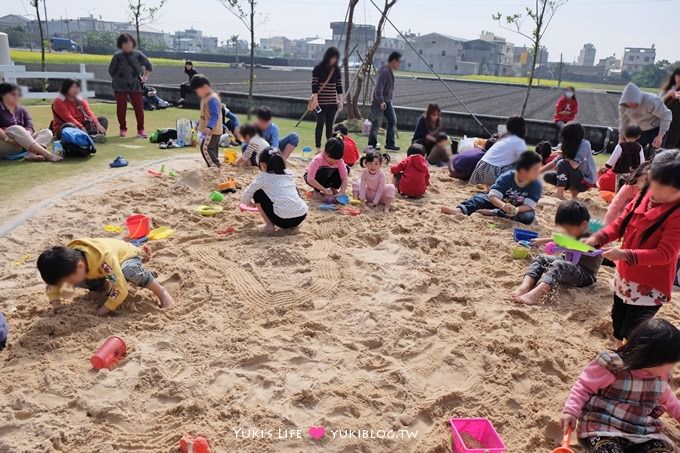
<box><xmin>1</xmin><ymin>155</ymin><xmax>679</xmax><ymax>452</ymax></box>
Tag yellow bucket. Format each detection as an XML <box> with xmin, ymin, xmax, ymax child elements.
<box><xmin>224</xmin><ymin>148</ymin><xmax>238</xmax><ymax>164</ymax></box>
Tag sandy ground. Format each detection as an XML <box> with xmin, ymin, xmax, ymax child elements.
<box><xmin>1</xmin><ymin>154</ymin><xmax>680</xmax><ymax>453</ymax></box>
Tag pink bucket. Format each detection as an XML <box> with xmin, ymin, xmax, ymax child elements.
<box><xmin>91</xmin><ymin>336</ymin><xmax>127</xmax><ymax>370</ymax></box>
<box><xmin>450</xmin><ymin>418</ymin><xmax>506</xmax><ymax>453</ymax></box>
<box><xmin>125</xmin><ymin>214</ymin><xmax>150</xmax><ymax>239</ymax></box>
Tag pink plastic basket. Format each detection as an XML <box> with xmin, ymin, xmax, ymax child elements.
<box><xmin>450</xmin><ymin>418</ymin><xmax>506</xmax><ymax>453</ymax></box>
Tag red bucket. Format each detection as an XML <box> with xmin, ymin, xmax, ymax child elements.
<box><xmin>91</xmin><ymin>336</ymin><xmax>127</xmax><ymax>370</ymax></box>
<box><xmin>125</xmin><ymin>214</ymin><xmax>150</xmax><ymax>239</ymax></box>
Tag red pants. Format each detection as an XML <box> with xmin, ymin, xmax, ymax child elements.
<box><xmin>114</xmin><ymin>91</ymin><xmax>145</xmax><ymax>131</ymax></box>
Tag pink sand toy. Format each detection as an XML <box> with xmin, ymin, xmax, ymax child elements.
<box><xmin>450</xmin><ymin>418</ymin><xmax>506</xmax><ymax>453</ymax></box>
<box><xmin>551</xmin><ymin>427</ymin><xmax>575</xmax><ymax>453</ymax></box>
<box><xmin>91</xmin><ymin>336</ymin><xmax>127</xmax><ymax>370</ymax></box>
<box><xmin>179</xmin><ymin>434</ymin><xmax>210</xmax><ymax>453</ymax></box>
<box><xmin>125</xmin><ymin>214</ymin><xmax>151</xmax><ymax>239</ymax></box>
<box><xmin>544</xmin><ymin>233</ymin><xmax>603</xmax><ymax>265</ymax></box>
<box><xmin>239</xmin><ymin>203</ymin><xmax>259</xmax><ymax>213</ymax></box>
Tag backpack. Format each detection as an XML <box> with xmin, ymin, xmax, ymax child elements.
<box><xmin>149</xmin><ymin>128</ymin><xmax>177</xmax><ymax>143</ymax></box>
<box><xmin>59</xmin><ymin>127</ymin><xmax>96</xmax><ymax>157</ymax></box>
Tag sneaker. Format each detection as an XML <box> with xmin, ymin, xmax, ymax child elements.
<box><xmin>137</xmin><ymin>130</ymin><xmax>147</xmax><ymax>139</ymax></box>
<box><xmin>92</xmin><ymin>134</ymin><xmax>107</xmax><ymax>144</ymax></box>
<box><xmin>119</xmin><ymin>128</ymin><xmax>128</xmax><ymax>137</ymax></box>
<box><xmin>385</xmin><ymin>145</ymin><xmax>401</xmax><ymax>151</ymax></box>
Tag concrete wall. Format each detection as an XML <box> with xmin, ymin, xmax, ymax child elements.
<box><xmin>86</xmin><ymin>79</ymin><xmax>616</xmax><ymax>148</ymax></box>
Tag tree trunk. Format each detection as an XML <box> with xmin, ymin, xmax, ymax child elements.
<box><xmin>343</xmin><ymin>0</ymin><xmax>359</xmax><ymax>119</ymax></box>
<box><xmin>234</xmin><ymin>43</ymin><xmax>238</xmax><ymax>64</ymax></box>
<box><xmin>247</xmin><ymin>0</ymin><xmax>255</xmax><ymax>119</ymax></box>
<box><xmin>135</xmin><ymin>20</ymin><xmax>141</xmax><ymax>51</ymax></box>
<box><xmin>520</xmin><ymin>39</ymin><xmax>539</xmax><ymax>116</ymax></box>
<box><xmin>351</xmin><ymin>0</ymin><xmax>396</xmax><ymax>119</ymax></box>
<box><xmin>34</xmin><ymin>0</ymin><xmax>46</xmax><ymax>73</ymax></box>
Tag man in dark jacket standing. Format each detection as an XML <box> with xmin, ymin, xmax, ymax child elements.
<box><xmin>368</xmin><ymin>52</ymin><xmax>401</xmax><ymax>151</ymax></box>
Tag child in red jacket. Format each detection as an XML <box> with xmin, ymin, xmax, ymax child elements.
<box><xmin>390</xmin><ymin>144</ymin><xmax>430</xmax><ymax>198</ymax></box>
<box><xmin>586</xmin><ymin>149</ymin><xmax>680</xmax><ymax>346</ymax></box>
<box><xmin>333</xmin><ymin>124</ymin><xmax>360</xmax><ymax>167</ymax></box>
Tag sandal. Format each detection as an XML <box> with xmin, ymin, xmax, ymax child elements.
<box><xmin>109</xmin><ymin>156</ymin><xmax>129</xmax><ymax>168</ymax></box>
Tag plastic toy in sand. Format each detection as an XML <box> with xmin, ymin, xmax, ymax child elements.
<box><xmin>179</xmin><ymin>434</ymin><xmax>210</xmax><ymax>453</ymax></box>
<box><xmin>130</xmin><ymin>236</ymin><xmax>148</xmax><ymax>247</ymax></box>
<box><xmin>209</xmin><ymin>191</ymin><xmax>225</xmax><ymax>202</ymax></box>
<box><xmin>239</xmin><ymin>203</ymin><xmax>259</xmax><ymax>213</ymax></box>
<box><xmin>513</xmin><ymin>228</ymin><xmax>539</xmax><ymax>242</ymax></box>
<box><xmin>449</xmin><ymin>418</ymin><xmax>506</xmax><ymax>453</ymax></box>
<box><xmin>338</xmin><ymin>206</ymin><xmax>362</xmax><ymax>216</ymax></box>
<box><xmin>588</xmin><ymin>218</ymin><xmax>605</xmax><ymax>233</ymax></box>
<box><xmin>125</xmin><ymin>214</ymin><xmax>150</xmax><ymax>239</ymax></box>
<box><xmin>544</xmin><ymin>233</ymin><xmax>603</xmax><ymax>265</ymax></box>
<box><xmin>109</xmin><ymin>156</ymin><xmax>128</xmax><ymax>168</ymax></box>
<box><xmin>216</xmin><ymin>179</ymin><xmax>239</xmax><ymax>193</ymax></box>
<box><xmin>319</xmin><ymin>203</ymin><xmax>337</xmax><ymax>211</ymax></box>
<box><xmin>148</xmin><ymin>226</ymin><xmax>175</xmax><ymax>240</ymax></box>
<box><xmin>349</xmin><ymin>197</ymin><xmax>362</xmax><ymax>206</ymax></box>
<box><xmin>216</xmin><ymin>226</ymin><xmax>236</xmax><ymax>235</ymax></box>
<box><xmin>551</xmin><ymin>428</ymin><xmax>574</xmax><ymax>453</ymax></box>
<box><xmin>91</xmin><ymin>336</ymin><xmax>127</xmax><ymax>370</ymax></box>
<box><xmin>301</xmin><ymin>146</ymin><xmax>313</xmax><ymax>161</ymax></box>
<box><xmin>104</xmin><ymin>224</ymin><xmax>123</xmax><ymax>234</ymax></box>
<box><xmin>336</xmin><ymin>194</ymin><xmax>350</xmax><ymax>205</ymax></box>
<box><xmin>195</xmin><ymin>205</ymin><xmax>224</xmax><ymax>217</ymax></box>
<box><xmin>223</xmin><ymin>148</ymin><xmax>238</xmax><ymax>164</ymax></box>
<box><xmin>148</xmin><ymin>169</ymin><xmax>162</xmax><ymax>177</ymax></box>
<box><xmin>511</xmin><ymin>243</ymin><xmax>531</xmax><ymax>259</ymax></box>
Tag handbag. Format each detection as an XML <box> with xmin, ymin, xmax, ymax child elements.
<box><xmin>308</xmin><ymin>67</ymin><xmax>335</xmax><ymax>112</ymax></box>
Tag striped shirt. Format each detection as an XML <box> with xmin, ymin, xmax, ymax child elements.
<box><xmin>312</xmin><ymin>64</ymin><xmax>343</xmax><ymax>106</ymax></box>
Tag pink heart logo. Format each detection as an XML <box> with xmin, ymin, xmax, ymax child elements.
<box><xmin>308</xmin><ymin>426</ymin><xmax>326</xmax><ymax>440</ymax></box>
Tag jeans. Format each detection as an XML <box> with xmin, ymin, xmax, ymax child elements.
<box><xmin>315</xmin><ymin>104</ymin><xmax>338</xmax><ymax>148</ymax></box>
<box><xmin>224</xmin><ymin>111</ymin><xmax>240</xmax><ymax>134</ymax></box>
<box><xmin>368</xmin><ymin>101</ymin><xmax>396</xmax><ymax>148</ymax></box>
<box><xmin>278</xmin><ymin>133</ymin><xmax>299</xmax><ymax>151</ymax></box>
<box><xmin>114</xmin><ymin>91</ymin><xmax>145</xmax><ymax>131</ymax></box>
<box><xmin>457</xmin><ymin>193</ymin><xmax>535</xmax><ymax>225</ymax></box>
<box><xmin>637</xmin><ymin>126</ymin><xmax>666</xmax><ymax>159</ymax></box>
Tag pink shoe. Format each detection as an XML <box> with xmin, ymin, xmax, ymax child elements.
<box><xmin>119</xmin><ymin>128</ymin><xmax>128</xmax><ymax>137</ymax></box>
<box><xmin>136</xmin><ymin>130</ymin><xmax>147</xmax><ymax>139</ymax></box>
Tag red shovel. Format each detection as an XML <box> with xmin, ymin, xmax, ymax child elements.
<box><xmin>552</xmin><ymin>428</ymin><xmax>574</xmax><ymax>453</ymax></box>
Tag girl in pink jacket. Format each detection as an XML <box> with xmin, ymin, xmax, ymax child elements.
<box><xmin>561</xmin><ymin>318</ymin><xmax>680</xmax><ymax>453</ymax></box>
<box><xmin>352</xmin><ymin>150</ymin><xmax>395</xmax><ymax>213</ymax></box>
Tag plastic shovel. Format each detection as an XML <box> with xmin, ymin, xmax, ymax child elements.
<box><xmin>552</xmin><ymin>428</ymin><xmax>574</xmax><ymax>453</ymax></box>
<box><xmin>239</xmin><ymin>203</ymin><xmax>259</xmax><ymax>213</ymax></box>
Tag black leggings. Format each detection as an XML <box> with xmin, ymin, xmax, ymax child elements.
<box><xmin>315</xmin><ymin>104</ymin><xmax>338</xmax><ymax>148</ymax></box>
<box><xmin>584</xmin><ymin>436</ymin><xmax>671</xmax><ymax>453</ymax></box>
<box><xmin>253</xmin><ymin>190</ymin><xmax>306</xmax><ymax>229</ymax></box>
<box><xmin>611</xmin><ymin>295</ymin><xmax>661</xmax><ymax>341</ymax></box>
<box><xmin>304</xmin><ymin>167</ymin><xmax>342</xmax><ymax>191</ymax></box>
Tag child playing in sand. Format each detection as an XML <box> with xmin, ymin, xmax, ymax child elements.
<box><xmin>390</xmin><ymin>143</ymin><xmax>430</xmax><ymax>198</ymax></box>
<box><xmin>512</xmin><ymin>200</ymin><xmax>603</xmax><ymax>305</ymax></box>
<box><xmin>604</xmin><ymin>162</ymin><xmax>650</xmax><ymax>225</ymax></box>
<box><xmin>535</xmin><ymin>140</ymin><xmax>554</xmax><ymax>165</ymax></box>
<box><xmin>37</xmin><ymin>239</ymin><xmax>174</xmax><ymax>316</ymax></box>
<box><xmin>333</xmin><ymin>124</ymin><xmax>360</xmax><ymax>168</ymax></box>
<box><xmin>448</xmin><ymin>137</ymin><xmax>497</xmax><ymax>181</ymax></box>
<box><xmin>469</xmin><ymin>116</ymin><xmax>527</xmax><ymax>186</ymax></box>
<box><xmin>255</xmin><ymin>107</ymin><xmax>299</xmax><ymax>160</ymax></box>
<box><xmin>561</xmin><ymin>318</ymin><xmax>680</xmax><ymax>453</ymax></box>
<box><xmin>442</xmin><ymin>150</ymin><xmax>542</xmax><ymax>225</ymax></box>
<box><xmin>190</xmin><ymin>74</ymin><xmax>222</xmax><ymax>168</ymax></box>
<box><xmin>304</xmin><ymin>137</ymin><xmax>348</xmax><ymax>196</ymax></box>
<box><xmin>352</xmin><ymin>150</ymin><xmax>395</xmax><ymax>213</ymax></box>
<box><xmin>598</xmin><ymin>125</ymin><xmax>645</xmax><ymax>191</ymax></box>
<box><xmin>585</xmin><ymin>149</ymin><xmax>680</xmax><ymax>346</ymax></box>
<box><xmin>241</xmin><ymin>148</ymin><xmax>308</xmax><ymax>232</ymax></box>
<box><xmin>427</xmin><ymin>132</ymin><xmax>450</xmax><ymax>167</ymax></box>
<box><xmin>235</xmin><ymin>124</ymin><xmax>270</xmax><ymax>167</ymax></box>
<box><xmin>543</xmin><ymin>123</ymin><xmax>597</xmax><ymax>199</ymax></box>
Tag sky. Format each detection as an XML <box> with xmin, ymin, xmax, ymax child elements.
<box><xmin>5</xmin><ymin>0</ymin><xmax>678</xmax><ymax>63</ymax></box>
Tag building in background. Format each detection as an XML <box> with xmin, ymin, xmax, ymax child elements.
<box><xmin>596</xmin><ymin>55</ymin><xmax>622</xmax><ymax>75</ymax></box>
<box><xmin>259</xmin><ymin>36</ymin><xmax>293</xmax><ymax>55</ymax></box>
<box><xmin>400</xmin><ymin>33</ymin><xmax>477</xmax><ymax>75</ymax></box>
<box><xmin>327</xmin><ymin>22</ymin><xmax>376</xmax><ymax>63</ymax></box>
<box><xmin>577</xmin><ymin>43</ymin><xmax>596</xmax><ymax>66</ymax></box>
<box><xmin>513</xmin><ymin>45</ymin><xmax>549</xmax><ymax>75</ymax></box>
<box><xmin>374</xmin><ymin>36</ymin><xmax>407</xmax><ymax>67</ymax></box>
<box><xmin>466</xmin><ymin>31</ymin><xmax>515</xmax><ymax>76</ymax></box>
<box><xmin>621</xmin><ymin>45</ymin><xmax>656</xmax><ymax>74</ymax></box>
<box><xmin>172</xmin><ymin>28</ymin><xmax>218</xmax><ymax>53</ymax></box>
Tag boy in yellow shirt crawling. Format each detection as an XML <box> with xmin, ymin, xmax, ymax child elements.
<box><xmin>37</xmin><ymin>238</ymin><xmax>174</xmax><ymax>316</ymax></box>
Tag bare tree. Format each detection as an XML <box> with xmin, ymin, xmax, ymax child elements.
<box><xmin>219</xmin><ymin>0</ymin><xmax>266</xmax><ymax>118</ymax></box>
<box><xmin>343</xmin><ymin>0</ymin><xmax>360</xmax><ymax>119</ymax></box>
<box><xmin>127</xmin><ymin>0</ymin><xmax>166</xmax><ymax>50</ymax></box>
<box><xmin>493</xmin><ymin>0</ymin><xmax>568</xmax><ymax>115</ymax></box>
<box><xmin>29</xmin><ymin>0</ymin><xmax>46</xmax><ymax>73</ymax></box>
<box><xmin>349</xmin><ymin>0</ymin><xmax>397</xmax><ymax>120</ymax></box>
<box><xmin>229</xmin><ymin>34</ymin><xmax>240</xmax><ymax>64</ymax></box>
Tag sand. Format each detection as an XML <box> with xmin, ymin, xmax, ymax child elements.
<box><xmin>1</xmin><ymin>154</ymin><xmax>680</xmax><ymax>453</ymax></box>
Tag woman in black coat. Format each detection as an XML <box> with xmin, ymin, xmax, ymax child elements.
<box><xmin>311</xmin><ymin>47</ymin><xmax>344</xmax><ymax>151</ymax></box>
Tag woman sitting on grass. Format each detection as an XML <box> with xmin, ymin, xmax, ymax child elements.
<box><xmin>0</xmin><ymin>82</ymin><xmax>59</xmax><ymax>162</ymax></box>
<box><xmin>51</xmin><ymin>78</ymin><xmax>108</xmax><ymax>142</ymax></box>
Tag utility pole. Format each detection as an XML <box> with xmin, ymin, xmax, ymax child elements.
<box><xmin>557</xmin><ymin>52</ymin><xmax>563</xmax><ymax>87</ymax></box>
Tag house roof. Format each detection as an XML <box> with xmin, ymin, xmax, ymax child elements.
<box><xmin>414</xmin><ymin>32</ymin><xmax>468</xmax><ymax>44</ymax></box>
<box><xmin>0</xmin><ymin>14</ymin><xmax>30</xmax><ymax>25</ymax></box>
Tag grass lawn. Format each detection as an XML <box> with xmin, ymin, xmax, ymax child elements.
<box><xmin>0</xmin><ymin>102</ymin><xmax>414</xmax><ymax>198</ymax></box>
<box><xmin>11</xmin><ymin>49</ymin><xmax>231</xmax><ymax>68</ymax></box>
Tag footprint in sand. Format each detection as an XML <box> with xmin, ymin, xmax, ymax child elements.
<box><xmin>158</xmin><ymin>273</ymin><xmax>182</xmax><ymax>295</ymax></box>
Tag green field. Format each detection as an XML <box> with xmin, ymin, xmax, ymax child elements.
<box><xmin>10</xmin><ymin>49</ymin><xmax>231</xmax><ymax>68</ymax></box>
<box><xmin>0</xmin><ymin>103</ymin><xmax>414</xmax><ymax>198</ymax></box>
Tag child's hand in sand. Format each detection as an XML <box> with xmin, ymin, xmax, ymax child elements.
<box><xmin>50</xmin><ymin>299</ymin><xmax>65</xmax><ymax>313</ymax></box>
<box><xmin>530</xmin><ymin>237</ymin><xmax>552</xmax><ymax>247</ymax></box>
<box><xmin>321</xmin><ymin>188</ymin><xmax>333</xmax><ymax>196</ymax></box>
<box><xmin>583</xmin><ymin>236</ymin><xmax>600</xmax><ymax>247</ymax></box>
<box><xmin>96</xmin><ymin>305</ymin><xmax>111</xmax><ymax>317</ymax></box>
<box><xmin>501</xmin><ymin>203</ymin><xmax>515</xmax><ymax>214</ymax></box>
<box><xmin>560</xmin><ymin>413</ymin><xmax>577</xmax><ymax>434</ymax></box>
<box><xmin>367</xmin><ymin>202</ymin><xmax>377</xmax><ymax>208</ymax></box>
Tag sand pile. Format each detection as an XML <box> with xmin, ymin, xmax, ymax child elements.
<box><xmin>1</xmin><ymin>155</ymin><xmax>679</xmax><ymax>453</ymax></box>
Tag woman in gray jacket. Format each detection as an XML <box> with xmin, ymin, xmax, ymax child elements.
<box><xmin>108</xmin><ymin>33</ymin><xmax>153</xmax><ymax>138</ymax></box>
<box><xmin>618</xmin><ymin>82</ymin><xmax>672</xmax><ymax>155</ymax></box>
